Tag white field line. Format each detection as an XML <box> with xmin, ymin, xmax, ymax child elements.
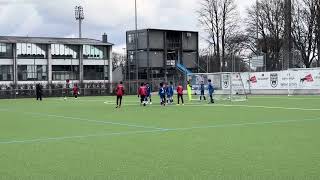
<box><xmin>0</xmin><ymin>108</ymin><xmax>166</xmax><ymax>131</ymax></box>
<box><xmin>0</xmin><ymin>117</ymin><xmax>319</xmax><ymax>145</ymax></box>
<box><xmin>101</xmin><ymin>102</ymin><xmax>320</xmax><ymax>111</ymax></box>
<box><xmin>249</xmin><ymin>96</ymin><xmax>320</xmax><ymax>100</ymax></box>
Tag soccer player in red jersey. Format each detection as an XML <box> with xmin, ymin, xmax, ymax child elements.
<box><xmin>138</xmin><ymin>83</ymin><xmax>147</xmax><ymax>106</ymax></box>
<box><xmin>116</xmin><ymin>81</ymin><xmax>125</xmax><ymax>108</ymax></box>
<box><xmin>176</xmin><ymin>83</ymin><xmax>184</xmax><ymax>105</ymax></box>
<box><xmin>73</xmin><ymin>84</ymin><xmax>79</xmax><ymax>99</ymax></box>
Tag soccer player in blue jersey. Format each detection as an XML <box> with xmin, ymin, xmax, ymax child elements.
<box><xmin>146</xmin><ymin>83</ymin><xmax>152</xmax><ymax>104</ymax></box>
<box><xmin>159</xmin><ymin>82</ymin><xmax>166</xmax><ymax>106</ymax></box>
<box><xmin>208</xmin><ymin>79</ymin><xmax>214</xmax><ymax>103</ymax></box>
<box><xmin>200</xmin><ymin>81</ymin><xmax>206</xmax><ymax>101</ymax></box>
<box><xmin>167</xmin><ymin>81</ymin><xmax>174</xmax><ymax>104</ymax></box>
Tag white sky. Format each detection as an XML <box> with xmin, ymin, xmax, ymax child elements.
<box><xmin>0</xmin><ymin>0</ymin><xmax>254</xmax><ymax>52</ymax></box>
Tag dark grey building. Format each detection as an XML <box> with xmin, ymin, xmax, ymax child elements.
<box><xmin>126</xmin><ymin>29</ymin><xmax>199</xmax><ymax>81</ymax></box>
<box><xmin>0</xmin><ymin>35</ymin><xmax>113</xmax><ymax>85</ymax></box>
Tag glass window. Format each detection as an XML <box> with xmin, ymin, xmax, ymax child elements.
<box><xmin>0</xmin><ymin>65</ymin><xmax>13</xmax><ymax>81</ymax></box>
<box><xmin>0</xmin><ymin>43</ymin><xmax>13</xmax><ymax>58</ymax></box>
<box><xmin>51</xmin><ymin>44</ymin><xmax>78</xmax><ymax>59</ymax></box>
<box><xmin>84</xmin><ymin>65</ymin><xmax>105</xmax><ymax>80</ymax></box>
<box><xmin>17</xmin><ymin>43</ymin><xmax>47</xmax><ymax>59</ymax></box>
<box><xmin>17</xmin><ymin>65</ymin><xmax>48</xmax><ymax>81</ymax></box>
<box><xmin>128</xmin><ymin>34</ymin><xmax>135</xmax><ymax>43</ymax></box>
<box><xmin>83</xmin><ymin>45</ymin><xmax>105</xmax><ymax>59</ymax></box>
<box><xmin>52</xmin><ymin>65</ymin><xmax>79</xmax><ymax>81</ymax></box>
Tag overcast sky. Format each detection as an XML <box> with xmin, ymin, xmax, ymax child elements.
<box><xmin>0</xmin><ymin>0</ymin><xmax>253</xmax><ymax>52</ymax></box>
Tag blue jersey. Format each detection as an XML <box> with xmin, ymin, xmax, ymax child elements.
<box><xmin>208</xmin><ymin>83</ymin><xmax>214</xmax><ymax>95</ymax></box>
<box><xmin>167</xmin><ymin>85</ymin><xmax>174</xmax><ymax>97</ymax></box>
<box><xmin>159</xmin><ymin>87</ymin><xmax>166</xmax><ymax>97</ymax></box>
<box><xmin>147</xmin><ymin>86</ymin><xmax>152</xmax><ymax>96</ymax></box>
<box><xmin>200</xmin><ymin>84</ymin><xmax>205</xmax><ymax>92</ymax></box>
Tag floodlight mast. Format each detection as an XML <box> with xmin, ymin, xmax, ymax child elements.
<box><xmin>75</xmin><ymin>6</ymin><xmax>84</xmax><ymax>38</ymax></box>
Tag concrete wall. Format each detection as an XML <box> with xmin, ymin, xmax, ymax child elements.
<box><xmin>149</xmin><ymin>51</ymin><xmax>164</xmax><ymax>67</ymax></box>
<box><xmin>17</xmin><ymin>59</ymin><xmax>48</xmax><ymax>65</ymax></box>
<box><xmin>182</xmin><ymin>32</ymin><xmax>198</xmax><ymax>51</ymax></box>
<box><xmin>137</xmin><ymin>51</ymin><xmax>148</xmax><ymax>68</ymax></box>
<box><xmin>149</xmin><ymin>31</ymin><xmax>164</xmax><ymax>49</ymax></box>
<box><xmin>112</xmin><ymin>66</ymin><xmax>124</xmax><ymax>82</ymax></box>
<box><xmin>182</xmin><ymin>52</ymin><xmax>197</xmax><ymax>68</ymax></box>
<box><xmin>0</xmin><ymin>59</ymin><xmax>13</xmax><ymax>65</ymax></box>
<box><xmin>126</xmin><ymin>30</ymin><xmax>148</xmax><ymax>51</ymax></box>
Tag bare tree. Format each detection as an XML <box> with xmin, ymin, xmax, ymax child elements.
<box><xmin>316</xmin><ymin>0</ymin><xmax>320</xmax><ymax>67</ymax></box>
<box><xmin>292</xmin><ymin>0</ymin><xmax>317</xmax><ymax>68</ymax></box>
<box><xmin>112</xmin><ymin>52</ymin><xmax>125</xmax><ymax>71</ymax></box>
<box><xmin>198</xmin><ymin>0</ymin><xmax>239</xmax><ymax>72</ymax></box>
<box><xmin>246</xmin><ymin>0</ymin><xmax>285</xmax><ymax>71</ymax></box>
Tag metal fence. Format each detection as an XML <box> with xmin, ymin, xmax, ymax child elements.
<box><xmin>0</xmin><ymin>78</ymin><xmax>187</xmax><ymax>99</ymax></box>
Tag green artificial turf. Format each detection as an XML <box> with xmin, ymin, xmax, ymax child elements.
<box><xmin>0</xmin><ymin>95</ymin><xmax>320</xmax><ymax>180</ymax></box>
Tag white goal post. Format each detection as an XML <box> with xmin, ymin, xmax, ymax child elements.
<box><xmin>187</xmin><ymin>72</ymin><xmax>248</xmax><ymax>102</ymax></box>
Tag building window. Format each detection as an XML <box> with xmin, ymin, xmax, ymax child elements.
<box><xmin>17</xmin><ymin>65</ymin><xmax>48</xmax><ymax>81</ymax></box>
<box><xmin>0</xmin><ymin>43</ymin><xmax>13</xmax><ymax>58</ymax></box>
<box><xmin>51</xmin><ymin>44</ymin><xmax>79</xmax><ymax>59</ymax></box>
<box><xmin>128</xmin><ymin>34</ymin><xmax>135</xmax><ymax>43</ymax></box>
<box><xmin>17</xmin><ymin>43</ymin><xmax>47</xmax><ymax>59</ymax></box>
<box><xmin>84</xmin><ymin>65</ymin><xmax>107</xmax><ymax>80</ymax></box>
<box><xmin>52</xmin><ymin>65</ymin><xmax>79</xmax><ymax>81</ymax></box>
<box><xmin>0</xmin><ymin>65</ymin><xmax>13</xmax><ymax>81</ymax></box>
<box><xmin>83</xmin><ymin>45</ymin><xmax>105</xmax><ymax>59</ymax></box>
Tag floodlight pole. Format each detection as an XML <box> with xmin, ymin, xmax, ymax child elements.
<box><xmin>75</xmin><ymin>6</ymin><xmax>84</xmax><ymax>38</ymax></box>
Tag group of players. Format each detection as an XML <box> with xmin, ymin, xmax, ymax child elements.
<box><xmin>115</xmin><ymin>79</ymin><xmax>215</xmax><ymax>108</ymax></box>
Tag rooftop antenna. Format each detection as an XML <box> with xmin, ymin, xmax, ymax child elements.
<box><xmin>75</xmin><ymin>5</ymin><xmax>84</xmax><ymax>38</ymax></box>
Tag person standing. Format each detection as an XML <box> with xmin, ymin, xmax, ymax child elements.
<box><xmin>167</xmin><ymin>81</ymin><xmax>174</xmax><ymax>104</ymax></box>
<box><xmin>176</xmin><ymin>83</ymin><xmax>184</xmax><ymax>105</ymax></box>
<box><xmin>187</xmin><ymin>81</ymin><xmax>192</xmax><ymax>101</ymax></box>
<box><xmin>73</xmin><ymin>84</ymin><xmax>79</xmax><ymax>99</ymax></box>
<box><xmin>146</xmin><ymin>83</ymin><xmax>152</xmax><ymax>104</ymax></box>
<box><xmin>208</xmin><ymin>79</ymin><xmax>214</xmax><ymax>103</ymax></box>
<box><xmin>138</xmin><ymin>83</ymin><xmax>147</xmax><ymax>106</ymax></box>
<box><xmin>200</xmin><ymin>81</ymin><xmax>206</xmax><ymax>101</ymax></box>
<box><xmin>36</xmin><ymin>83</ymin><xmax>43</xmax><ymax>101</ymax></box>
<box><xmin>116</xmin><ymin>81</ymin><xmax>125</xmax><ymax>108</ymax></box>
<box><xmin>159</xmin><ymin>82</ymin><xmax>166</xmax><ymax>106</ymax></box>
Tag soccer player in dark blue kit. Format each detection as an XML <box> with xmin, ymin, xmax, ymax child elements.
<box><xmin>146</xmin><ymin>83</ymin><xmax>152</xmax><ymax>104</ymax></box>
<box><xmin>159</xmin><ymin>82</ymin><xmax>166</xmax><ymax>106</ymax></box>
<box><xmin>167</xmin><ymin>81</ymin><xmax>174</xmax><ymax>104</ymax></box>
<box><xmin>208</xmin><ymin>79</ymin><xmax>214</xmax><ymax>103</ymax></box>
<box><xmin>200</xmin><ymin>81</ymin><xmax>206</xmax><ymax>101</ymax></box>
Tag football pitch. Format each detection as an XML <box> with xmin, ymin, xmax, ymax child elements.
<box><xmin>0</xmin><ymin>96</ymin><xmax>320</xmax><ymax>180</ymax></box>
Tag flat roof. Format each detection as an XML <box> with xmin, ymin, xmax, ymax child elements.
<box><xmin>127</xmin><ymin>28</ymin><xmax>198</xmax><ymax>33</ymax></box>
<box><xmin>0</xmin><ymin>36</ymin><xmax>113</xmax><ymax>46</ymax></box>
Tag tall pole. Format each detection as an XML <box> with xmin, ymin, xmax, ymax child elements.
<box><xmin>79</xmin><ymin>19</ymin><xmax>82</xmax><ymax>38</ymax></box>
<box><xmin>135</xmin><ymin>0</ymin><xmax>139</xmax><ymax>87</ymax></box>
<box><xmin>75</xmin><ymin>6</ymin><xmax>84</xmax><ymax>39</ymax></box>
<box><xmin>284</xmin><ymin>0</ymin><xmax>292</xmax><ymax>69</ymax></box>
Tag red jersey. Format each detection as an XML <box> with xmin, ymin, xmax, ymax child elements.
<box><xmin>73</xmin><ymin>86</ymin><xmax>79</xmax><ymax>94</ymax></box>
<box><xmin>177</xmin><ymin>85</ymin><xmax>183</xmax><ymax>95</ymax></box>
<box><xmin>116</xmin><ymin>84</ymin><xmax>125</xmax><ymax>96</ymax></box>
<box><xmin>138</xmin><ymin>86</ymin><xmax>147</xmax><ymax>96</ymax></box>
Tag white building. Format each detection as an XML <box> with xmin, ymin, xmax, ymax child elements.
<box><xmin>0</xmin><ymin>35</ymin><xmax>113</xmax><ymax>85</ymax></box>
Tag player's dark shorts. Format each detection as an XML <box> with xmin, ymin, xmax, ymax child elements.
<box><xmin>201</xmin><ymin>91</ymin><xmax>205</xmax><ymax>96</ymax></box>
<box><xmin>140</xmin><ymin>95</ymin><xmax>146</xmax><ymax>101</ymax></box>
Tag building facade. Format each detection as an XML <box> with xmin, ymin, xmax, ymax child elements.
<box><xmin>126</xmin><ymin>29</ymin><xmax>199</xmax><ymax>81</ymax></box>
<box><xmin>0</xmin><ymin>35</ymin><xmax>113</xmax><ymax>85</ymax></box>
